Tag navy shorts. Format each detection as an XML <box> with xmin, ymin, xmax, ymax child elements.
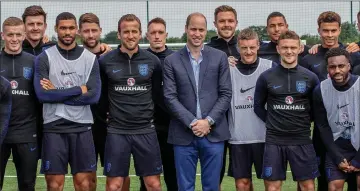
<box><xmin>104</xmin><ymin>132</ymin><xmax>162</xmax><ymax>177</ymax></box>
<box><xmin>325</xmin><ymin>148</ymin><xmax>359</xmax><ymax>182</ymax></box>
<box><xmin>40</xmin><ymin>131</ymin><xmax>97</xmax><ymax>175</ymax></box>
<box><xmin>228</xmin><ymin>143</ymin><xmax>264</xmax><ymax>179</ymax></box>
<box><xmin>262</xmin><ymin>144</ymin><xmax>320</xmax><ymax>181</ymax></box>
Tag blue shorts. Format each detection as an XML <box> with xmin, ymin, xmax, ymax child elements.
<box><xmin>262</xmin><ymin>144</ymin><xmax>320</xmax><ymax>181</ymax></box>
<box><xmin>103</xmin><ymin>132</ymin><xmax>162</xmax><ymax>177</ymax></box>
<box><xmin>228</xmin><ymin>143</ymin><xmax>264</xmax><ymax>179</ymax></box>
<box><xmin>325</xmin><ymin>147</ymin><xmax>359</xmax><ymax>182</ymax></box>
<box><xmin>40</xmin><ymin>131</ymin><xmax>97</xmax><ymax>175</ymax></box>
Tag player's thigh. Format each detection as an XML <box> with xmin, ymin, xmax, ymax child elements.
<box><xmin>40</xmin><ymin>133</ymin><xmax>68</xmax><ymax>175</ymax></box>
<box><xmin>262</xmin><ymin>144</ymin><xmax>287</xmax><ymax>181</ymax></box>
<box><xmin>132</xmin><ymin>132</ymin><xmax>162</xmax><ymax>177</ymax></box>
<box><xmin>252</xmin><ymin>143</ymin><xmax>265</xmax><ymax>179</ymax></box>
<box><xmin>325</xmin><ymin>154</ymin><xmax>349</xmax><ymax>185</ymax></box>
<box><xmin>12</xmin><ymin>142</ymin><xmax>38</xmax><ymax>179</ymax></box>
<box><xmin>287</xmin><ymin>144</ymin><xmax>319</xmax><ymax>181</ymax></box>
<box><xmin>103</xmin><ymin>133</ymin><xmax>131</xmax><ymax>177</ymax></box>
<box><xmin>69</xmin><ymin>130</ymin><xmax>97</xmax><ymax>175</ymax></box>
<box><xmin>228</xmin><ymin>144</ymin><xmax>253</xmax><ymax>179</ymax></box>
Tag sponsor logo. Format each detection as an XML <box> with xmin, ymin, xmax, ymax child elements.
<box><xmin>61</xmin><ymin>70</ymin><xmax>76</xmax><ymax>75</ymax></box>
<box><xmin>138</xmin><ymin>64</ymin><xmax>149</xmax><ymax>76</ymax></box>
<box><xmin>273</xmin><ymin>96</ymin><xmax>305</xmax><ymax>110</ymax></box>
<box><xmin>337</xmin><ymin>103</ymin><xmax>349</xmax><ymax>109</ymax></box>
<box><xmin>112</xmin><ymin>69</ymin><xmax>122</xmax><ymax>73</ymax></box>
<box><xmin>30</xmin><ymin>147</ymin><xmax>36</xmax><ymax>152</ymax></box>
<box><xmin>272</xmin><ymin>85</ymin><xmax>282</xmax><ymax>89</ymax></box>
<box><xmin>23</xmin><ymin>67</ymin><xmax>33</xmax><ymax>80</ymax></box>
<box><xmin>296</xmin><ymin>81</ymin><xmax>306</xmax><ymax>93</ymax></box>
<box><xmin>246</xmin><ymin>95</ymin><xmax>253</xmax><ymax>102</ymax></box>
<box><xmin>240</xmin><ymin>86</ymin><xmax>255</xmax><ymax>93</ymax></box>
<box><xmin>10</xmin><ymin>80</ymin><xmax>18</xmax><ymax>89</ymax></box>
<box><xmin>115</xmin><ymin>86</ymin><xmax>147</xmax><ymax>91</ymax></box>
<box><xmin>285</xmin><ymin>96</ymin><xmax>294</xmax><ymax>105</ymax></box>
<box><xmin>64</xmin><ymin>77</ymin><xmax>74</xmax><ymax>88</ymax></box>
<box><xmin>234</xmin><ymin>104</ymin><xmax>253</xmax><ymax>109</ymax></box>
<box><xmin>127</xmin><ymin>78</ymin><xmax>135</xmax><ymax>86</ymax></box>
<box><xmin>0</xmin><ymin>70</ymin><xmax>5</xmax><ymax>73</ymax></box>
<box><xmin>91</xmin><ymin>163</ymin><xmax>96</xmax><ymax>168</ymax></box>
<box><xmin>313</xmin><ymin>63</ymin><xmax>321</xmax><ymax>68</ymax></box>
<box><xmin>156</xmin><ymin>166</ymin><xmax>162</xmax><ymax>171</ymax></box>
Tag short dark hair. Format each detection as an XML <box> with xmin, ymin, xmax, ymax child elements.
<box><xmin>237</xmin><ymin>28</ymin><xmax>259</xmax><ymax>41</ymax></box>
<box><xmin>147</xmin><ymin>17</ymin><xmax>166</xmax><ymax>29</ymax></box>
<box><xmin>214</xmin><ymin>5</ymin><xmax>237</xmax><ymax>22</ymax></box>
<box><xmin>22</xmin><ymin>5</ymin><xmax>47</xmax><ymax>23</ymax></box>
<box><xmin>2</xmin><ymin>17</ymin><xmax>24</xmax><ymax>31</ymax></box>
<box><xmin>324</xmin><ymin>47</ymin><xmax>351</xmax><ymax>65</ymax></box>
<box><xmin>317</xmin><ymin>11</ymin><xmax>341</xmax><ymax>27</ymax></box>
<box><xmin>186</xmin><ymin>12</ymin><xmax>207</xmax><ymax>28</ymax></box>
<box><xmin>278</xmin><ymin>30</ymin><xmax>300</xmax><ymax>42</ymax></box>
<box><xmin>56</xmin><ymin>12</ymin><xmax>76</xmax><ymax>27</ymax></box>
<box><xmin>79</xmin><ymin>13</ymin><xmax>100</xmax><ymax>29</ymax></box>
<box><xmin>118</xmin><ymin>14</ymin><xmax>141</xmax><ymax>33</ymax></box>
<box><xmin>267</xmin><ymin>12</ymin><xmax>287</xmax><ymax>26</ymax></box>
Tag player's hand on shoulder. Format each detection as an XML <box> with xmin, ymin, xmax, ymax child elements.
<box><xmin>346</xmin><ymin>42</ymin><xmax>360</xmax><ymax>53</ymax></box>
<box><xmin>308</xmin><ymin>44</ymin><xmax>321</xmax><ymax>55</ymax></box>
<box><xmin>228</xmin><ymin>56</ymin><xmax>238</xmax><ymax>67</ymax></box>
<box><xmin>100</xmin><ymin>43</ymin><xmax>112</xmax><ymax>55</ymax></box>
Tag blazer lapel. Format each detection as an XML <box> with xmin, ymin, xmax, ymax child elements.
<box><xmin>198</xmin><ymin>46</ymin><xmax>209</xmax><ymax>91</ymax></box>
<box><xmin>180</xmin><ymin>47</ymin><xmax>197</xmax><ymax>94</ymax></box>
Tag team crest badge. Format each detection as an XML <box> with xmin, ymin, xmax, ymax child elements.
<box><xmin>10</xmin><ymin>80</ymin><xmax>18</xmax><ymax>89</ymax></box>
<box><xmin>23</xmin><ymin>67</ymin><xmax>33</xmax><ymax>80</ymax></box>
<box><xmin>296</xmin><ymin>81</ymin><xmax>306</xmax><ymax>93</ymax></box>
<box><xmin>264</xmin><ymin>167</ymin><xmax>272</xmax><ymax>177</ymax></box>
<box><xmin>138</xmin><ymin>64</ymin><xmax>148</xmax><ymax>76</ymax></box>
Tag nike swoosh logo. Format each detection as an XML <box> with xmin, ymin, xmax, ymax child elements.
<box><xmin>91</xmin><ymin>164</ymin><xmax>96</xmax><ymax>168</ymax></box>
<box><xmin>30</xmin><ymin>147</ymin><xmax>36</xmax><ymax>151</ymax></box>
<box><xmin>61</xmin><ymin>70</ymin><xmax>76</xmax><ymax>75</ymax></box>
<box><xmin>313</xmin><ymin>64</ymin><xmax>321</xmax><ymax>68</ymax></box>
<box><xmin>112</xmin><ymin>69</ymin><xmax>122</xmax><ymax>73</ymax></box>
<box><xmin>0</xmin><ymin>70</ymin><xmax>5</xmax><ymax>73</ymax></box>
<box><xmin>240</xmin><ymin>86</ymin><xmax>255</xmax><ymax>93</ymax></box>
<box><xmin>337</xmin><ymin>103</ymin><xmax>349</xmax><ymax>109</ymax></box>
<box><xmin>273</xmin><ymin>85</ymin><xmax>282</xmax><ymax>89</ymax></box>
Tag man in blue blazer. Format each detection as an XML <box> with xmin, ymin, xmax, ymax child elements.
<box><xmin>163</xmin><ymin>12</ymin><xmax>232</xmax><ymax>191</ymax></box>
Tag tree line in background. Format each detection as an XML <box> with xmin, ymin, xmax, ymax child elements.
<box><xmin>90</xmin><ymin>21</ymin><xmax>359</xmax><ymax>46</ymax></box>
<box><xmin>0</xmin><ymin>21</ymin><xmax>358</xmax><ymax>48</ymax></box>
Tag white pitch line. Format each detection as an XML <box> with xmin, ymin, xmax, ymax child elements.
<box><xmin>4</xmin><ymin>171</ymin><xmax>293</xmax><ymax>178</ymax></box>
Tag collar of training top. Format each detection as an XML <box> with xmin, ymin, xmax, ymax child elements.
<box><xmin>211</xmin><ymin>35</ymin><xmax>237</xmax><ymax>45</ymax></box>
<box><xmin>1</xmin><ymin>48</ymin><xmax>23</xmax><ymax>57</ymax></box>
<box><xmin>117</xmin><ymin>44</ymin><xmax>141</xmax><ymax>58</ymax></box>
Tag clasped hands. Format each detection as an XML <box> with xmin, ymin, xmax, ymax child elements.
<box><xmin>338</xmin><ymin>159</ymin><xmax>360</xmax><ymax>173</ymax></box>
<box><xmin>191</xmin><ymin>119</ymin><xmax>211</xmax><ymax>137</ymax></box>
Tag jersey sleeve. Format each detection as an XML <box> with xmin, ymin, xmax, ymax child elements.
<box><xmin>312</xmin><ymin>84</ymin><xmax>345</xmax><ymax>166</ymax></box>
<box><xmin>254</xmin><ymin>73</ymin><xmax>268</xmax><ymax>122</ymax></box>
<box><xmin>0</xmin><ymin>77</ymin><xmax>12</xmax><ymax>144</ymax></box>
<box><xmin>34</xmin><ymin>52</ymin><xmax>82</xmax><ymax>103</ymax></box>
<box><xmin>63</xmin><ymin>58</ymin><xmax>101</xmax><ymax>105</ymax></box>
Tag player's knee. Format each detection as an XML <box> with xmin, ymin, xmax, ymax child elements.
<box><xmin>328</xmin><ymin>181</ymin><xmax>344</xmax><ymax>191</ymax></box>
<box><xmin>266</xmin><ymin>183</ymin><xmax>281</xmax><ymax>191</ymax></box>
<box><xmin>236</xmin><ymin>178</ymin><xmax>251</xmax><ymax>190</ymax></box>
<box><xmin>74</xmin><ymin>178</ymin><xmax>94</xmax><ymax>191</ymax></box>
<box><xmin>145</xmin><ymin>179</ymin><xmax>161</xmax><ymax>191</ymax></box>
<box><xmin>46</xmin><ymin>181</ymin><xmax>64</xmax><ymax>190</ymax></box>
<box><xmin>299</xmin><ymin>181</ymin><xmax>315</xmax><ymax>191</ymax></box>
<box><xmin>106</xmin><ymin>182</ymin><xmax>122</xmax><ymax>191</ymax></box>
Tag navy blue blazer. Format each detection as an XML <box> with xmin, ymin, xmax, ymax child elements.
<box><xmin>163</xmin><ymin>45</ymin><xmax>232</xmax><ymax>145</ymax></box>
